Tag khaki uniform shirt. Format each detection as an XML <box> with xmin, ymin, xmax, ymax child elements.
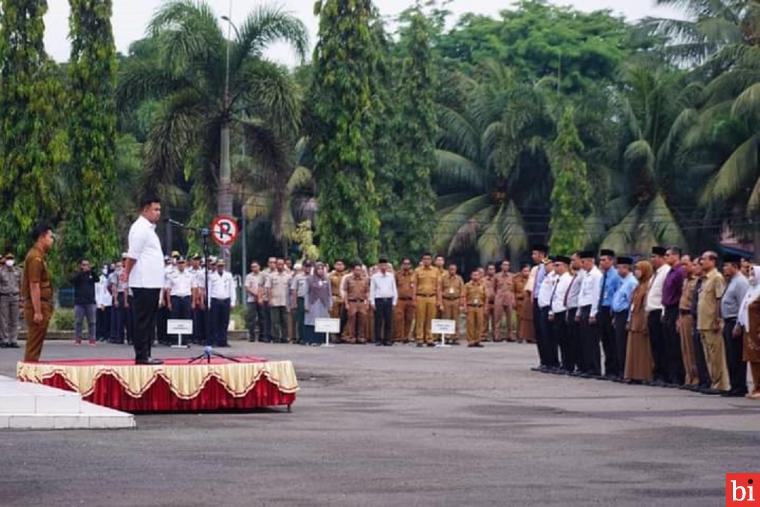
<box><xmin>513</xmin><ymin>273</ymin><xmax>528</xmax><ymax>303</ymax></box>
<box><xmin>464</xmin><ymin>281</ymin><xmax>486</xmax><ymax>306</ymax></box>
<box><xmin>266</xmin><ymin>271</ymin><xmax>291</xmax><ymax>307</ymax></box>
<box><xmin>343</xmin><ymin>275</ymin><xmax>369</xmax><ymax>302</ymax></box>
<box><xmin>329</xmin><ymin>271</ymin><xmax>346</xmax><ymax>303</ymax></box>
<box><xmin>0</xmin><ymin>266</ymin><xmax>22</xmax><ymax>299</ymax></box>
<box><xmin>413</xmin><ymin>266</ymin><xmax>439</xmax><ymax>296</ymax></box>
<box><xmin>440</xmin><ymin>273</ymin><xmax>464</xmax><ymax>299</ymax></box>
<box><xmin>494</xmin><ymin>272</ymin><xmax>515</xmax><ymax>297</ymax></box>
<box><xmin>697</xmin><ymin>269</ymin><xmax>725</xmax><ymax>331</ymax></box>
<box><xmin>22</xmin><ymin>246</ymin><xmax>53</xmax><ymax>302</ymax></box>
<box><xmin>395</xmin><ymin>270</ymin><xmax>414</xmax><ymax>299</ymax></box>
<box><xmin>484</xmin><ymin>275</ymin><xmax>496</xmax><ymax>303</ymax></box>
<box><xmin>679</xmin><ymin>276</ymin><xmax>696</xmax><ymax>311</ymax></box>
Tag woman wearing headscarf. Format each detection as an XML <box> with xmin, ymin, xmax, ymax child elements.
<box><xmin>304</xmin><ymin>263</ymin><xmax>332</xmax><ymax>346</ymax></box>
<box><xmin>736</xmin><ymin>265</ymin><xmax>760</xmax><ymax>399</ymax></box>
<box><xmin>624</xmin><ymin>260</ymin><xmax>655</xmax><ymax>383</ymax></box>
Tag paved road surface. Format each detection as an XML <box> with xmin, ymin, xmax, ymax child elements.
<box><xmin>1</xmin><ymin>340</ymin><xmax>758</xmax><ymax>506</ymax></box>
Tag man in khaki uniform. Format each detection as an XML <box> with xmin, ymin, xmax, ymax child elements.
<box><xmin>413</xmin><ymin>253</ymin><xmax>440</xmax><ymax>347</ymax></box>
<box><xmin>462</xmin><ymin>270</ymin><xmax>487</xmax><ymax>348</ymax></box>
<box><xmin>329</xmin><ymin>259</ymin><xmax>347</xmax><ymax>341</ymax></box>
<box><xmin>481</xmin><ymin>264</ymin><xmax>497</xmax><ymax>340</ymax></box>
<box><xmin>677</xmin><ymin>255</ymin><xmax>699</xmax><ymax>387</ymax></box>
<box><xmin>23</xmin><ymin>224</ymin><xmax>56</xmax><ymax>362</ymax></box>
<box><xmin>439</xmin><ymin>262</ymin><xmax>464</xmax><ymax>344</ymax></box>
<box><xmin>394</xmin><ymin>258</ymin><xmax>415</xmax><ymax>342</ymax></box>
<box><xmin>493</xmin><ymin>260</ymin><xmax>516</xmax><ymax>342</ymax></box>
<box><xmin>0</xmin><ymin>253</ymin><xmax>22</xmax><ymax>348</ymax></box>
<box><xmin>697</xmin><ymin>251</ymin><xmax>729</xmax><ymax>393</ymax></box>
<box><xmin>342</xmin><ymin>263</ymin><xmax>369</xmax><ymax>344</ymax></box>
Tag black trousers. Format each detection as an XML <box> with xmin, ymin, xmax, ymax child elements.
<box><xmin>111</xmin><ymin>292</ymin><xmax>129</xmax><ymax>342</ymax></box>
<box><xmin>647</xmin><ymin>310</ymin><xmax>666</xmax><ymax>381</ymax></box>
<box><xmin>132</xmin><ymin>288</ymin><xmax>160</xmax><ymax>362</ymax></box>
<box><xmin>547</xmin><ymin>311</ymin><xmax>564</xmax><ymax>369</ymax></box>
<box><xmin>96</xmin><ymin>306</ymin><xmax>111</xmax><ymax>341</ymax></box>
<box><xmin>192</xmin><ymin>307</ymin><xmax>206</xmax><ymax>345</ymax></box>
<box><xmin>723</xmin><ymin>317</ymin><xmax>747</xmax><ymax>394</ymax></box>
<box><xmin>662</xmin><ymin>305</ymin><xmax>684</xmax><ymax>384</ymax></box>
<box><xmin>210</xmin><ymin>298</ymin><xmax>231</xmax><ymax>346</ymax></box>
<box><xmin>613</xmin><ymin>310</ymin><xmax>629</xmax><ymax>378</ymax></box>
<box><xmin>598</xmin><ymin>306</ymin><xmax>618</xmax><ymax>377</ymax></box>
<box><xmin>170</xmin><ymin>296</ymin><xmax>191</xmax><ymax>344</ymax></box>
<box><xmin>579</xmin><ymin>305</ymin><xmax>600</xmax><ymax>375</ymax></box>
<box><xmin>246</xmin><ymin>301</ymin><xmax>264</xmax><ymax>341</ymax></box>
<box><xmin>261</xmin><ymin>301</ymin><xmax>272</xmax><ymax>341</ymax></box>
<box><xmin>564</xmin><ymin>308</ymin><xmax>580</xmax><ymax>372</ymax></box>
<box><xmin>157</xmin><ymin>305</ymin><xmax>170</xmax><ymax>344</ymax></box>
<box><xmin>533</xmin><ymin>300</ymin><xmax>549</xmax><ymax>366</ymax></box>
<box><xmin>374</xmin><ymin>298</ymin><xmax>394</xmax><ymax>345</ymax></box>
<box><xmin>692</xmin><ymin>319</ymin><xmax>710</xmax><ymax>387</ymax></box>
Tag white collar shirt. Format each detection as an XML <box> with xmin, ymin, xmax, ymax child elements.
<box><xmin>578</xmin><ymin>266</ymin><xmax>603</xmax><ymax>317</ymax></box>
<box><xmin>566</xmin><ymin>269</ymin><xmax>586</xmax><ymax>309</ymax></box>
<box><xmin>646</xmin><ymin>264</ymin><xmax>671</xmax><ymax>313</ymax></box>
<box><xmin>370</xmin><ymin>271</ymin><xmax>398</xmax><ymax>305</ymax></box>
<box><xmin>537</xmin><ymin>272</ymin><xmax>557</xmax><ymax>309</ymax></box>
<box><xmin>167</xmin><ymin>270</ymin><xmax>194</xmax><ymax>297</ymax></box>
<box><xmin>208</xmin><ymin>270</ymin><xmax>236</xmax><ymax>306</ymax></box>
<box><xmin>126</xmin><ymin>215</ymin><xmax>165</xmax><ymax>289</ymax></box>
<box><xmin>550</xmin><ymin>272</ymin><xmax>572</xmax><ymax>314</ymax></box>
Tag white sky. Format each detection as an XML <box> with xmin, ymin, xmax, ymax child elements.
<box><xmin>44</xmin><ymin>0</ymin><xmax>683</xmax><ymax>65</ymax></box>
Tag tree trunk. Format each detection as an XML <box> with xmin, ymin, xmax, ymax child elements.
<box><xmin>218</xmin><ymin>122</ymin><xmax>233</xmax><ymax>265</ymax></box>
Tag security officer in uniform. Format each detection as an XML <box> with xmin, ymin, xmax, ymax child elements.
<box><xmin>165</xmin><ymin>257</ymin><xmax>194</xmax><ymax>345</ymax></box>
<box><xmin>0</xmin><ymin>253</ymin><xmax>22</xmax><ymax>348</ymax></box>
<box><xmin>462</xmin><ymin>270</ymin><xmax>487</xmax><ymax>348</ymax></box>
<box><xmin>329</xmin><ymin>259</ymin><xmax>348</xmax><ymax>342</ymax></box>
<box><xmin>413</xmin><ymin>253</ymin><xmax>441</xmax><ymax>347</ymax></box>
<box><xmin>394</xmin><ymin>258</ymin><xmax>415</xmax><ymax>343</ymax></box>
<box><xmin>493</xmin><ymin>260</ymin><xmax>516</xmax><ymax>342</ymax></box>
<box><xmin>23</xmin><ymin>224</ymin><xmax>56</xmax><ymax>362</ymax></box>
<box><xmin>439</xmin><ymin>262</ymin><xmax>464</xmax><ymax>344</ymax></box>
<box><xmin>482</xmin><ymin>264</ymin><xmax>497</xmax><ymax>340</ymax></box>
<box><xmin>342</xmin><ymin>262</ymin><xmax>369</xmax><ymax>344</ymax></box>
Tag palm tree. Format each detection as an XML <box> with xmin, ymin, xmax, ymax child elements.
<box><xmin>116</xmin><ymin>0</ymin><xmax>307</xmax><ymax>238</ymax></box>
<box><xmin>432</xmin><ymin>62</ymin><xmax>555</xmax><ymax>263</ymax></box>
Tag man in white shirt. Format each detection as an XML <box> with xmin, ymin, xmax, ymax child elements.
<box><xmin>646</xmin><ymin>246</ymin><xmax>671</xmax><ymax>385</ymax></box>
<box><xmin>123</xmin><ymin>196</ymin><xmax>165</xmax><ymax>365</ymax></box>
<box><xmin>565</xmin><ymin>252</ymin><xmax>586</xmax><ymax>374</ymax></box>
<box><xmin>244</xmin><ymin>261</ymin><xmax>263</xmax><ymax>342</ymax></box>
<box><xmin>578</xmin><ymin>251</ymin><xmax>603</xmax><ymax>376</ymax></box>
<box><xmin>535</xmin><ymin>261</ymin><xmax>556</xmax><ymax>370</ymax></box>
<box><xmin>548</xmin><ymin>256</ymin><xmax>572</xmax><ymax>371</ymax></box>
<box><xmin>370</xmin><ymin>258</ymin><xmax>398</xmax><ymax>346</ymax></box>
<box><xmin>166</xmin><ymin>258</ymin><xmax>194</xmax><ymax>344</ymax></box>
<box><xmin>208</xmin><ymin>259</ymin><xmax>236</xmax><ymax>347</ymax></box>
<box><xmin>189</xmin><ymin>255</ymin><xmax>207</xmax><ymax>345</ymax></box>
<box><xmin>95</xmin><ymin>264</ymin><xmax>113</xmax><ymax>342</ymax></box>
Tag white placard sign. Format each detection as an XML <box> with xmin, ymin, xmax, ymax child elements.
<box><xmin>431</xmin><ymin>319</ymin><xmax>456</xmax><ymax>335</ymax></box>
<box><xmin>315</xmin><ymin>318</ymin><xmax>340</xmax><ymax>334</ymax></box>
<box><xmin>167</xmin><ymin>319</ymin><xmax>193</xmax><ymax>335</ymax></box>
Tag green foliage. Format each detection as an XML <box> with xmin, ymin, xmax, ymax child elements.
<box><xmin>50</xmin><ymin>307</ymin><xmax>75</xmax><ymax>331</ymax></box>
<box><xmin>0</xmin><ymin>0</ymin><xmax>69</xmax><ymax>258</ymax></box>
<box><xmin>548</xmin><ymin>107</ymin><xmax>591</xmax><ymax>254</ymax></box>
<box><xmin>290</xmin><ymin>220</ymin><xmax>319</xmax><ymax>261</ymax></box>
<box><xmin>310</xmin><ymin>0</ymin><xmax>382</xmax><ymax>264</ymax></box>
<box><xmin>63</xmin><ymin>0</ymin><xmax>119</xmax><ymax>270</ymax></box>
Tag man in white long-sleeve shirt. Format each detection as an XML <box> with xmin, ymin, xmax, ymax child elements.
<box><xmin>565</xmin><ymin>252</ymin><xmax>586</xmax><ymax>374</ymax></box>
<box><xmin>370</xmin><ymin>259</ymin><xmax>397</xmax><ymax>346</ymax></box>
<box><xmin>208</xmin><ymin>259</ymin><xmax>237</xmax><ymax>347</ymax></box>
<box><xmin>578</xmin><ymin>251</ymin><xmax>603</xmax><ymax>376</ymax></box>
<box><xmin>548</xmin><ymin>256</ymin><xmax>572</xmax><ymax>370</ymax></box>
<box><xmin>646</xmin><ymin>246</ymin><xmax>671</xmax><ymax>385</ymax></box>
<box><xmin>534</xmin><ymin>261</ymin><xmax>556</xmax><ymax>370</ymax></box>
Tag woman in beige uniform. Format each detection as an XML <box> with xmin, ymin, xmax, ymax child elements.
<box><xmin>624</xmin><ymin>260</ymin><xmax>655</xmax><ymax>383</ymax></box>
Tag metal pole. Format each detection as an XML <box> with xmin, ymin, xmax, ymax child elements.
<box><xmin>241</xmin><ymin>205</ymin><xmax>247</xmax><ymax>288</ymax></box>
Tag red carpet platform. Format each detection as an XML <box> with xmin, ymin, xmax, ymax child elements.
<box><xmin>16</xmin><ymin>357</ymin><xmax>298</xmax><ymax>413</ymax></box>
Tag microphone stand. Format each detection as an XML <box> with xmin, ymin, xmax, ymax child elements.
<box><xmin>165</xmin><ymin>219</ymin><xmax>239</xmax><ymax>364</ymax></box>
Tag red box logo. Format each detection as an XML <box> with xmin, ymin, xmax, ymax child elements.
<box><xmin>727</xmin><ymin>473</ymin><xmax>759</xmax><ymax>506</ymax></box>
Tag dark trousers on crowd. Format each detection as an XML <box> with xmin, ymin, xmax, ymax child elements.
<box><xmin>270</xmin><ymin>305</ymin><xmax>288</xmax><ymax>343</ymax></box>
<box><xmin>261</xmin><ymin>302</ymin><xmax>273</xmax><ymax>342</ymax></box>
<box><xmin>157</xmin><ymin>304</ymin><xmax>170</xmax><ymax>344</ymax></box>
<box><xmin>533</xmin><ymin>300</ymin><xmax>550</xmax><ymax>366</ymax></box>
<box><xmin>192</xmin><ymin>307</ymin><xmax>206</xmax><ymax>345</ymax></box>
<box><xmin>170</xmin><ymin>296</ymin><xmax>191</xmax><ymax>344</ymax></box>
<box><xmin>723</xmin><ymin>317</ymin><xmax>747</xmax><ymax>394</ymax></box>
<box><xmin>295</xmin><ymin>297</ymin><xmax>305</xmax><ymax>344</ymax></box>
<box><xmin>564</xmin><ymin>308</ymin><xmax>580</xmax><ymax>372</ymax></box>
<box><xmin>209</xmin><ymin>298</ymin><xmax>231</xmax><ymax>347</ymax></box>
<box><xmin>96</xmin><ymin>306</ymin><xmax>111</xmax><ymax>341</ymax></box>
<box><xmin>246</xmin><ymin>301</ymin><xmax>264</xmax><ymax>341</ymax></box>
<box><xmin>374</xmin><ymin>298</ymin><xmax>394</xmax><ymax>345</ymax></box>
<box><xmin>662</xmin><ymin>305</ymin><xmax>684</xmax><ymax>384</ymax></box>
<box><xmin>648</xmin><ymin>310</ymin><xmax>667</xmax><ymax>382</ymax></box>
<box><xmin>598</xmin><ymin>306</ymin><xmax>618</xmax><ymax>377</ymax></box>
<box><xmin>613</xmin><ymin>310</ymin><xmax>629</xmax><ymax>378</ymax></box>
<box><xmin>579</xmin><ymin>305</ymin><xmax>600</xmax><ymax>375</ymax></box>
<box><xmin>547</xmin><ymin>311</ymin><xmax>564</xmax><ymax>369</ymax></box>
<box><xmin>132</xmin><ymin>288</ymin><xmax>160</xmax><ymax>362</ymax></box>
<box><xmin>111</xmin><ymin>292</ymin><xmax>129</xmax><ymax>343</ymax></box>
<box><xmin>692</xmin><ymin>321</ymin><xmax>710</xmax><ymax>387</ymax></box>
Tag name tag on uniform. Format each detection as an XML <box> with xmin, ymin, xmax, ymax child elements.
<box><xmin>474</xmin><ymin>298</ymin><xmax>480</xmax><ymax>305</ymax></box>
<box><xmin>448</xmin><ymin>288</ymin><xmax>455</xmax><ymax>295</ymax></box>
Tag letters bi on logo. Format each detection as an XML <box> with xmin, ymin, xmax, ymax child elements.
<box><xmin>727</xmin><ymin>473</ymin><xmax>759</xmax><ymax>506</ymax></box>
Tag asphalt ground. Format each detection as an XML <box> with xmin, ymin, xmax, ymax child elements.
<box><xmin>1</xmin><ymin>339</ymin><xmax>759</xmax><ymax>506</ymax></box>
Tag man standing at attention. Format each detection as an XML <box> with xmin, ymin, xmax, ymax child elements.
<box><xmin>394</xmin><ymin>258</ymin><xmax>415</xmax><ymax>343</ymax></box>
<box><xmin>23</xmin><ymin>224</ymin><xmax>56</xmax><ymax>362</ymax></box>
<box><xmin>0</xmin><ymin>253</ymin><xmax>22</xmax><ymax>349</ymax></box>
<box><xmin>439</xmin><ymin>262</ymin><xmax>464</xmax><ymax>344</ymax></box>
<box><xmin>597</xmin><ymin>249</ymin><xmax>622</xmax><ymax>379</ymax></box>
<box><xmin>329</xmin><ymin>259</ymin><xmax>347</xmax><ymax>342</ymax></box>
<box><xmin>71</xmin><ymin>259</ymin><xmax>98</xmax><ymax>346</ymax></box>
<box><xmin>577</xmin><ymin>252</ymin><xmax>603</xmax><ymax>377</ymax></box>
<box><xmin>611</xmin><ymin>256</ymin><xmax>637</xmax><ymax>380</ymax></box>
<box><xmin>165</xmin><ymin>257</ymin><xmax>194</xmax><ymax>345</ymax></box>
<box><xmin>370</xmin><ymin>258</ymin><xmax>397</xmax><ymax>346</ymax></box>
<box><xmin>208</xmin><ymin>259</ymin><xmax>236</xmax><ymax>347</ymax></box>
<box><xmin>462</xmin><ymin>269</ymin><xmax>487</xmax><ymax>348</ymax></box>
<box><xmin>530</xmin><ymin>245</ymin><xmax>549</xmax><ymax>359</ymax></box>
<box><xmin>494</xmin><ymin>260</ymin><xmax>517</xmax><ymax>342</ymax></box>
<box><xmin>646</xmin><ymin>246</ymin><xmax>671</xmax><ymax>386</ymax></box>
<box><xmin>123</xmin><ymin>196</ymin><xmax>164</xmax><ymax>365</ymax></box>
<box><xmin>722</xmin><ymin>254</ymin><xmax>749</xmax><ymax>397</ymax></box>
<box><xmin>245</xmin><ymin>261</ymin><xmax>263</xmax><ymax>342</ymax></box>
<box><xmin>266</xmin><ymin>258</ymin><xmax>291</xmax><ymax>344</ymax></box>
<box><xmin>697</xmin><ymin>251</ymin><xmax>729</xmax><ymax>394</ymax></box>
<box><xmin>413</xmin><ymin>253</ymin><xmax>441</xmax><ymax>347</ymax></box>
<box><xmin>342</xmin><ymin>262</ymin><xmax>370</xmax><ymax>344</ymax></box>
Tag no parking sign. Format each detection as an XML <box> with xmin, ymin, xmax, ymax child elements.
<box><xmin>210</xmin><ymin>215</ymin><xmax>239</xmax><ymax>247</ymax></box>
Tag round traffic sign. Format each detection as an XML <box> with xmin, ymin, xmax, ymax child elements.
<box><xmin>210</xmin><ymin>215</ymin><xmax>239</xmax><ymax>247</ymax></box>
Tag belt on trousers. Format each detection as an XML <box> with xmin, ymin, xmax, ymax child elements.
<box><xmin>398</xmin><ymin>296</ymin><xmax>412</xmax><ymax>301</ymax></box>
<box><xmin>416</xmin><ymin>293</ymin><xmax>435</xmax><ymax>297</ymax></box>
<box><xmin>467</xmin><ymin>304</ymin><xmax>483</xmax><ymax>308</ymax></box>
<box><xmin>348</xmin><ymin>299</ymin><xmax>366</xmax><ymax>303</ymax></box>
<box><xmin>679</xmin><ymin>309</ymin><xmax>690</xmax><ymax>316</ymax></box>
<box><xmin>443</xmin><ymin>296</ymin><xmax>459</xmax><ymax>300</ymax></box>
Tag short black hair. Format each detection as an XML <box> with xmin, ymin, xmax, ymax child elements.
<box><xmin>666</xmin><ymin>246</ymin><xmax>682</xmax><ymax>257</ymax></box>
<box><xmin>139</xmin><ymin>194</ymin><xmax>161</xmax><ymax>209</ymax></box>
<box><xmin>401</xmin><ymin>257</ymin><xmax>412</xmax><ymax>263</ymax></box>
<box><xmin>448</xmin><ymin>262</ymin><xmax>457</xmax><ymax>268</ymax></box>
<box><xmin>434</xmin><ymin>254</ymin><xmax>445</xmax><ymax>260</ymax></box>
<box><xmin>352</xmin><ymin>261</ymin><xmax>363</xmax><ymax>268</ymax></box>
<box><xmin>421</xmin><ymin>253</ymin><xmax>432</xmax><ymax>258</ymax></box>
<box><xmin>30</xmin><ymin>223</ymin><xmax>53</xmax><ymax>242</ymax></box>
<box><xmin>79</xmin><ymin>258</ymin><xmax>90</xmax><ymax>264</ymax></box>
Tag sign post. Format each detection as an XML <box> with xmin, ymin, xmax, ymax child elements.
<box><xmin>210</xmin><ymin>215</ymin><xmax>239</xmax><ymax>248</ymax></box>
<box><xmin>431</xmin><ymin>319</ymin><xmax>456</xmax><ymax>348</ymax></box>
<box><xmin>168</xmin><ymin>319</ymin><xmax>193</xmax><ymax>349</ymax></box>
<box><xmin>315</xmin><ymin>318</ymin><xmax>340</xmax><ymax>348</ymax></box>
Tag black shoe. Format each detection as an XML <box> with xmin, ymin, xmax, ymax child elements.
<box><xmin>699</xmin><ymin>387</ymin><xmax>721</xmax><ymax>395</ymax></box>
<box><xmin>416</xmin><ymin>343</ymin><xmax>423</xmax><ymax>348</ymax></box>
<box><xmin>579</xmin><ymin>373</ymin><xmax>593</xmax><ymax>379</ymax></box>
<box><xmin>7</xmin><ymin>342</ymin><xmax>19</xmax><ymax>349</ymax></box>
<box><xmin>383</xmin><ymin>342</ymin><xmax>392</xmax><ymax>346</ymax></box>
<box><xmin>720</xmin><ymin>390</ymin><xmax>747</xmax><ymax>397</ymax></box>
<box><xmin>426</xmin><ymin>342</ymin><xmax>435</xmax><ymax>347</ymax></box>
<box><xmin>0</xmin><ymin>343</ymin><xmax>7</xmax><ymax>348</ymax></box>
<box><xmin>530</xmin><ymin>366</ymin><xmax>543</xmax><ymax>372</ymax></box>
<box><xmin>217</xmin><ymin>343</ymin><xmax>230</xmax><ymax>348</ymax></box>
<box><xmin>375</xmin><ymin>342</ymin><xmax>383</xmax><ymax>346</ymax></box>
<box><xmin>136</xmin><ymin>358</ymin><xmax>164</xmax><ymax>365</ymax></box>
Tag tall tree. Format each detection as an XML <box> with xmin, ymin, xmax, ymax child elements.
<box><xmin>310</xmin><ymin>0</ymin><xmax>382</xmax><ymax>263</ymax></box>
<box><xmin>548</xmin><ymin>107</ymin><xmax>591</xmax><ymax>254</ymax></box>
<box><xmin>0</xmin><ymin>0</ymin><xmax>69</xmax><ymax>257</ymax></box>
<box><xmin>64</xmin><ymin>0</ymin><xmax>118</xmax><ymax>267</ymax></box>
<box><xmin>379</xmin><ymin>6</ymin><xmax>438</xmax><ymax>261</ymax></box>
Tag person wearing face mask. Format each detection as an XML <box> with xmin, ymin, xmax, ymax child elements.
<box><xmin>94</xmin><ymin>264</ymin><xmax>113</xmax><ymax>342</ymax></box>
<box><xmin>0</xmin><ymin>253</ymin><xmax>22</xmax><ymax>349</ymax></box>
